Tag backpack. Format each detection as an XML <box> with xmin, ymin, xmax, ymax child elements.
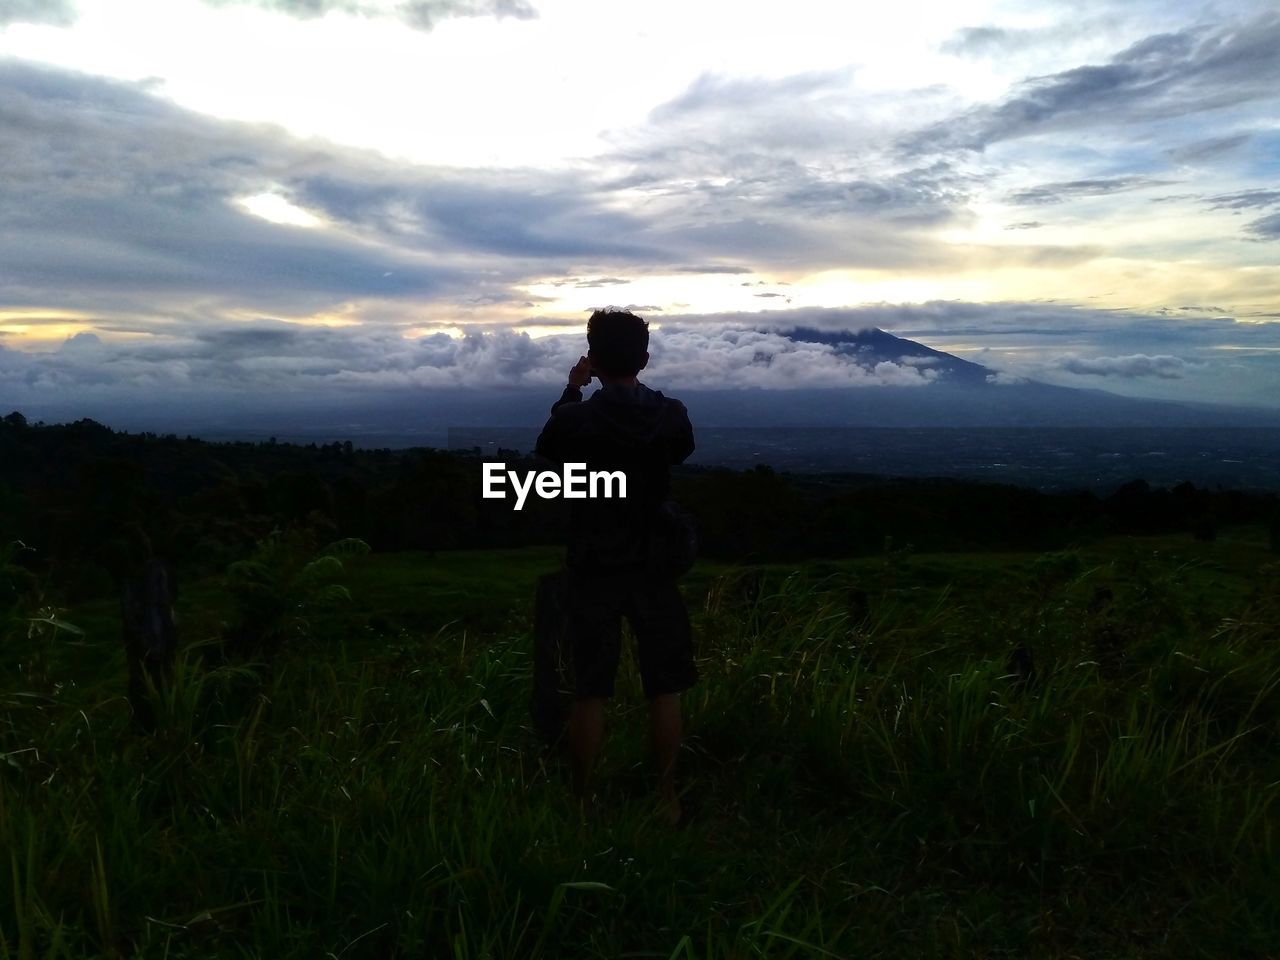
<box><xmin>645</xmin><ymin>500</ymin><xmax>698</xmax><ymax>580</ymax></box>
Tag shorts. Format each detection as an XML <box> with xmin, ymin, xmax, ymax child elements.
<box><xmin>566</xmin><ymin>568</ymin><xmax>698</xmax><ymax>700</ymax></box>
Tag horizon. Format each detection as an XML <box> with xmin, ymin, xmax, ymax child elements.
<box><xmin>1</xmin><ymin>0</ymin><xmax>1278</xmax><ymax>420</ymax></box>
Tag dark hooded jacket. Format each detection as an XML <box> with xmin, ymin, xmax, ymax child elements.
<box><xmin>535</xmin><ymin>381</ymin><xmax>695</xmax><ymax>573</ymax></box>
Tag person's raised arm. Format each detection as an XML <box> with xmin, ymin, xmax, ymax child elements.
<box><xmin>550</xmin><ymin>355</ymin><xmax>592</xmax><ymax>414</ymax></box>
<box><xmin>536</xmin><ymin>356</ymin><xmax>592</xmax><ymax>462</ymax></box>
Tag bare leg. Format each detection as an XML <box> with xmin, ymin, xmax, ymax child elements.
<box><xmin>648</xmin><ymin>693</ymin><xmax>683</xmax><ymax>825</ymax></box>
<box><xmin>568</xmin><ymin>697</ymin><xmax>606</xmax><ymax>805</ymax></box>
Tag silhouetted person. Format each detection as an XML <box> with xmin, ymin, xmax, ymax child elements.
<box><xmin>535</xmin><ymin>309</ymin><xmax>697</xmax><ymax>826</ymax></box>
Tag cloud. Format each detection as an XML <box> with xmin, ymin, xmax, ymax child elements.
<box><xmin>399</xmin><ymin>0</ymin><xmax>536</xmax><ymax>29</ymax></box>
<box><xmin>291</xmin><ymin>172</ymin><xmax>657</xmax><ymax>262</ymax></box>
<box><xmin>3</xmin><ymin>321</ymin><xmax>571</xmax><ymax>394</ymax></box>
<box><xmin>1245</xmin><ymin>212</ymin><xmax>1280</xmax><ymax>240</ymax></box>
<box><xmin>906</xmin><ymin>14</ymin><xmax>1280</xmax><ymax>152</ymax></box>
<box><xmin>985</xmin><ymin>371</ymin><xmax>1028</xmax><ymax>385</ymax></box>
<box><xmin>0</xmin><ymin>319</ymin><xmax>954</xmax><ymax>404</ymax></box>
<box><xmin>1005</xmin><ymin>176</ymin><xmax>1177</xmax><ymax>206</ymax></box>
<box><xmin>569</xmin><ymin>277</ymin><xmax>629</xmax><ymax>288</ymax></box>
<box><xmin>1192</xmin><ymin>188</ymin><xmax>1280</xmax><ymax>242</ymax></box>
<box><xmin>2</xmin><ymin>10</ymin><xmax>1277</xmax><ymax>416</ymax></box>
<box><xmin>0</xmin><ymin>59</ymin><xmax>707</xmax><ymax>324</ymax></box>
<box><xmin>648</xmin><ymin>325</ymin><xmax>940</xmax><ymax>389</ymax></box>
<box><xmin>597</xmin><ymin>153</ymin><xmax>986</xmax><ymax>272</ymax></box>
<box><xmin>1165</xmin><ymin>133</ymin><xmax>1252</xmax><ymax>163</ymax></box>
<box><xmin>940</xmin><ymin>26</ymin><xmax>1035</xmax><ymax>58</ymax></box>
<box><xmin>1057</xmin><ymin>354</ymin><xmax>1198</xmax><ymax>378</ymax></box>
<box><xmin>200</xmin><ymin>0</ymin><xmax>536</xmax><ymax>30</ymax></box>
<box><xmin>670</xmin><ymin>265</ymin><xmax>752</xmax><ymax>275</ymax></box>
<box><xmin>938</xmin><ymin>17</ymin><xmax>1115</xmax><ymax>60</ymax></box>
<box><xmin>648</xmin><ymin>69</ymin><xmax>854</xmax><ymax>123</ymax></box>
<box><xmin>648</xmin><ymin>301</ymin><xmax>1280</xmax><ymax>360</ymax></box>
<box><xmin>0</xmin><ymin>0</ymin><xmax>75</xmax><ymax>26</ymax></box>
<box><xmin>4</xmin><ymin>58</ymin><xmax>1092</xmax><ymax>332</ymax></box>
<box><xmin>1204</xmin><ymin>189</ymin><xmax>1280</xmax><ymax>210</ymax></box>
<box><xmin>0</xmin><ymin>61</ymin><xmax>477</xmax><ymax>317</ymax></box>
<box><xmin>597</xmin><ymin>69</ymin><xmax>989</xmax><ymax>269</ymax></box>
<box><xmin>0</xmin><ymin>301</ymin><xmax>1275</xmax><ymax>412</ymax></box>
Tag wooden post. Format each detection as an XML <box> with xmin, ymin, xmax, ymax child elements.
<box><xmin>121</xmin><ymin>558</ymin><xmax>178</xmax><ymax>732</ymax></box>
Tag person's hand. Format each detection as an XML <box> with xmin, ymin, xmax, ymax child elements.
<box><xmin>568</xmin><ymin>355</ymin><xmax>592</xmax><ymax>388</ymax></box>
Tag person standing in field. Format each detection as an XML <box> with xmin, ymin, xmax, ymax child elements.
<box><xmin>534</xmin><ymin>309</ymin><xmax>698</xmax><ymax>827</ymax></box>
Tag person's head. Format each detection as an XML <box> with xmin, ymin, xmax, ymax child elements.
<box><xmin>586</xmin><ymin>309</ymin><xmax>649</xmax><ymax>382</ymax></box>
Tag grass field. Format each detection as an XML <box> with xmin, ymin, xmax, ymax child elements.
<box><xmin>3</xmin><ymin>529</ymin><xmax>1278</xmax><ymax>958</ymax></box>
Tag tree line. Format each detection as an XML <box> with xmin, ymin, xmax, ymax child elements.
<box><xmin>2</xmin><ymin>413</ymin><xmax>1277</xmax><ymax>602</ymax></box>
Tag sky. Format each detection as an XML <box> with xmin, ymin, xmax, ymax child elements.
<box><xmin>1</xmin><ymin>0</ymin><xmax>1278</xmax><ymax>421</ymax></box>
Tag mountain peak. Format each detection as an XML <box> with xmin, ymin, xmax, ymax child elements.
<box><xmin>772</xmin><ymin>326</ymin><xmax>995</xmax><ymax>385</ymax></box>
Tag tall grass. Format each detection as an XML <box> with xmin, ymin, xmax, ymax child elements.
<box><xmin>2</xmin><ymin>546</ymin><xmax>1278</xmax><ymax>957</ymax></box>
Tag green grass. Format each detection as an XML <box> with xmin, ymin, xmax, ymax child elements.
<box><xmin>2</xmin><ymin>529</ymin><xmax>1279</xmax><ymax>958</ymax></box>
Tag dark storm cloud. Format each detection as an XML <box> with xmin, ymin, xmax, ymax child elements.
<box><xmin>0</xmin><ymin>0</ymin><xmax>75</xmax><ymax>25</ymax></box>
<box><xmin>1005</xmin><ymin>176</ymin><xmax>1177</xmax><ymax>205</ymax></box>
<box><xmin>201</xmin><ymin>0</ymin><xmax>536</xmax><ymax>30</ymax></box>
<box><xmin>906</xmin><ymin>14</ymin><xmax>1280</xmax><ymax>153</ymax></box>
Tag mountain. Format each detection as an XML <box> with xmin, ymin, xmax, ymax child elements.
<box><xmin>778</xmin><ymin>326</ymin><xmax>994</xmax><ymax>386</ymax></box>
<box><xmin>684</xmin><ymin>327</ymin><xmax>1280</xmax><ymax>428</ymax></box>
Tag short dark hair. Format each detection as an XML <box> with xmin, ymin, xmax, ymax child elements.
<box><xmin>587</xmin><ymin>309</ymin><xmax>649</xmax><ymax>377</ymax></box>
